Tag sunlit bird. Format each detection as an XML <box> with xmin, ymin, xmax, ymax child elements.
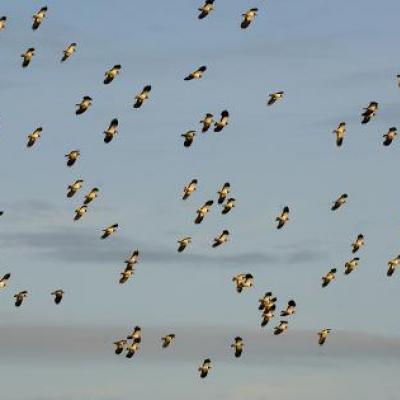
<box><xmin>361</xmin><ymin>101</ymin><xmax>378</xmax><ymax>124</ymax></box>
<box><xmin>231</xmin><ymin>337</ymin><xmax>244</xmax><ymax>358</ymax></box>
<box><xmin>32</xmin><ymin>6</ymin><xmax>48</xmax><ymax>30</ymax></box>
<box><xmin>104</xmin><ymin>118</ymin><xmax>119</xmax><ymax>143</ymax></box>
<box><xmin>101</xmin><ymin>223</ymin><xmax>119</xmax><ymax>239</ymax></box>
<box><xmin>200</xmin><ymin>113</ymin><xmax>214</xmax><ymax>133</ymax></box>
<box><xmin>51</xmin><ymin>289</ymin><xmax>65</xmax><ymax>305</ymax></box>
<box><xmin>276</xmin><ymin>206</ymin><xmax>290</xmax><ymax>229</ymax></box>
<box><xmin>261</xmin><ymin>305</ymin><xmax>276</xmax><ymax>327</ymax></box>
<box><xmin>184</xmin><ymin>65</ymin><xmax>207</xmax><ymax>81</ymax></box>
<box><xmin>75</xmin><ymin>96</ymin><xmax>92</xmax><ymax>115</ymax></box>
<box><xmin>21</xmin><ymin>47</ymin><xmax>35</xmax><ymax>68</ymax></box>
<box><xmin>214</xmin><ymin>110</ymin><xmax>229</xmax><ymax>132</ymax></box>
<box><xmin>195</xmin><ymin>200</ymin><xmax>213</xmax><ymax>224</ymax></box>
<box><xmin>177</xmin><ymin>237</ymin><xmax>192</xmax><ymax>252</ymax></box>
<box><xmin>14</xmin><ymin>290</ymin><xmax>28</xmax><ymax>307</ymax></box>
<box><xmin>258</xmin><ymin>292</ymin><xmax>277</xmax><ymax>311</ymax></box>
<box><xmin>318</xmin><ymin>329</ymin><xmax>331</xmax><ymax>346</ymax></box>
<box><xmin>232</xmin><ymin>273</ymin><xmax>253</xmax><ymax>293</ymax></box>
<box><xmin>104</xmin><ymin>64</ymin><xmax>121</xmax><ymax>84</ymax></box>
<box><xmin>0</xmin><ymin>273</ymin><xmax>11</xmax><ymax>290</ymax></box>
<box><xmin>217</xmin><ymin>182</ymin><xmax>230</xmax><ymax>204</ymax></box>
<box><xmin>182</xmin><ymin>179</ymin><xmax>198</xmax><ymax>200</ymax></box>
<box><xmin>83</xmin><ymin>188</ymin><xmax>99</xmax><ymax>205</ymax></box>
<box><xmin>133</xmin><ymin>85</ymin><xmax>152</xmax><ymax>108</ymax></box>
<box><xmin>198</xmin><ymin>0</ymin><xmax>214</xmax><ymax>19</ymax></box>
<box><xmin>161</xmin><ymin>334</ymin><xmax>176</xmax><ymax>349</ymax></box>
<box><xmin>74</xmin><ymin>205</ymin><xmax>88</xmax><ymax>221</ymax></box>
<box><xmin>222</xmin><ymin>198</ymin><xmax>236</xmax><ymax>215</ymax></box>
<box><xmin>280</xmin><ymin>300</ymin><xmax>296</xmax><ymax>316</ymax></box>
<box><xmin>274</xmin><ymin>320</ymin><xmax>289</xmax><ymax>335</ymax></box>
<box><xmin>27</xmin><ymin>127</ymin><xmax>42</xmax><ymax>148</ymax></box>
<box><xmin>114</xmin><ymin>339</ymin><xmax>127</xmax><ymax>355</ymax></box>
<box><xmin>333</xmin><ymin>122</ymin><xmax>346</xmax><ymax>147</ymax></box>
<box><xmin>119</xmin><ymin>265</ymin><xmax>135</xmax><ymax>284</ymax></box>
<box><xmin>125</xmin><ymin>250</ymin><xmax>140</xmax><ymax>266</ymax></box>
<box><xmin>383</xmin><ymin>127</ymin><xmax>397</xmax><ymax>146</ymax></box>
<box><xmin>65</xmin><ymin>150</ymin><xmax>80</xmax><ymax>167</ymax></box>
<box><xmin>67</xmin><ymin>179</ymin><xmax>84</xmax><ymax>198</ymax></box>
<box><xmin>322</xmin><ymin>268</ymin><xmax>337</xmax><ymax>288</ymax></box>
<box><xmin>241</xmin><ymin>8</ymin><xmax>258</xmax><ymax>29</ymax></box>
<box><xmin>198</xmin><ymin>358</ymin><xmax>212</xmax><ymax>378</ymax></box>
<box><xmin>387</xmin><ymin>255</ymin><xmax>400</xmax><ymax>277</ymax></box>
<box><xmin>126</xmin><ymin>342</ymin><xmax>140</xmax><ymax>358</ymax></box>
<box><xmin>212</xmin><ymin>230</ymin><xmax>230</xmax><ymax>248</ymax></box>
<box><xmin>267</xmin><ymin>91</ymin><xmax>284</xmax><ymax>106</ymax></box>
<box><xmin>127</xmin><ymin>326</ymin><xmax>142</xmax><ymax>343</ymax></box>
<box><xmin>182</xmin><ymin>130</ymin><xmax>196</xmax><ymax>147</ymax></box>
<box><xmin>344</xmin><ymin>257</ymin><xmax>360</xmax><ymax>275</ymax></box>
<box><xmin>331</xmin><ymin>193</ymin><xmax>348</xmax><ymax>211</ymax></box>
<box><xmin>61</xmin><ymin>43</ymin><xmax>77</xmax><ymax>62</ymax></box>
<box><xmin>352</xmin><ymin>234</ymin><xmax>364</xmax><ymax>254</ymax></box>
<box><xmin>0</xmin><ymin>16</ymin><xmax>7</xmax><ymax>31</ymax></box>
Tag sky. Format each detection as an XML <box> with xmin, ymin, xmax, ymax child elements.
<box><xmin>0</xmin><ymin>0</ymin><xmax>400</xmax><ymax>399</ymax></box>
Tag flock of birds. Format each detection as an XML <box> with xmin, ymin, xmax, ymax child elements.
<box><xmin>1</xmin><ymin>2</ymin><xmax>400</xmax><ymax>380</ymax></box>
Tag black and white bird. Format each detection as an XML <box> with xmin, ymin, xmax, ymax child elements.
<box><xmin>75</xmin><ymin>96</ymin><xmax>92</xmax><ymax>115</ymax></box>
<box><xmin>276</xmin><ymin>206</ymin><xmax>290</xmax><ymax>229</ymax></box>
<box><xmin>383</xmin><ymin>127</ymin><xmax>397</xmax><ymax>146</ymax></box>
<box><xmin>51</xmin><ymin>289</ymin><xmax>65</xmax><ymax>305</ymax></box>
<box><xmin>387</xmin><ymin>255</ymin><xmax>400</xmax><ymax>277</ymax></box>
<box><xmin>231</xmin><ymin>337</ymin><xmax>244</xmax><ymax>358</ymax></box>
<box><xmin>127</xmin><ymin>326</ymin><xmax>142</xmax><ymax>343</ymax></box>
<box><xmin>65</xmin><ymin>150</ymin><xmax>80</xmax><ymax>167</ymax></box>
<box><xmin>126</xmin><ymin>342</ymin><xmax>140</xmax><ymax>358</ymax></box>
<box><xmin>361</xmin><ymin>101</ymin><xmax>378</xmax><ymax>124</ymax></box>
<box><xmin>74</xmin><ymin>205</ymin><xmax>88</xmax><ymax>221</ymax></box>
<box><xmin>274</xmin><ymin>321</ymin><xmax>289</xmax><ymax>335</ymax></box>
<box><xmin>352</xmin><ymin>234</ymin><xmax>364</xmax><ymax>254</ymax></box>
<box><xmin>104</xmin><ymin>64</ymin><xmax>121</xmax><ymax>84</ymax></box>
<box><xmin>103</xmin><ymin>118</ymin><xmax>118</xmax><ymax>143</ymax></box>
<box><xmin>32</xmin><ymin>6</ymin><xmax>47</xmax><ymax>30</ymax></box>
<box><xmin>67</xmin><ymin>179</ymin><xmax>84</xmax><ymax>198</ymax></box>
<box><xmin>333</xmin><ymin>122</ymin><xmax>346</xmax><ymax>147</ymax></box>
<box><xmin>181</xmin><ymin>130</ymin><xmax>196</xmax><ymax>147</ymax></box>
<box><xmin>198</xmin><ymin>359</ymin><xmax>212</xmax><ymax>378</ymax></box>
<box><xmin>258</xmin><ymin>292</ymin><xmax>277</xmax><ymax>311</ymax></box>
<box><xmin>212</xmin><ymin>230</ymin><xmax>230</xmax><ymax>248</ymax></box>
<box><xmin>14</xmin><ymin>290</ymin><xmax>28</xmax><ymax>307</ymax></box>
<box><xmin>195</xmin><ymin>200</ymin><xmax>213</xmax><ymax>224</ymax></box>
<box><xmin>182</xmin><ymin>179</ymin><xmax>198</xmax><ymax>200</ymax></box>
<box><xmin>331</xmin><ymin>193</ymin><xmax>348</xmax><ymax>211</ymax></box>
<box><xmin>261</xmin><ymin>306</ymin><xmax>276</xmax><ymax>327</ymax></box>
<box><xmin>184</xmin><ymin>66</ymin><xmax>207</xmax><ymax>81</ymax></box>
<box><xmin>161</xmin><ymin>334</ymin><xmax>176</xmax><ymax>349</ymax></box>
<box><xmin>322</xmin><ymin>268</ymin><xmax>337</xmax><ymax>288</ymax></box>
<box><xmin>217</xmin><ymin>182</ymin><xmax>230</xmax><ymax>204</ymax></box>
<box><xmin>114</xmin><ymin>339</ymin><xmax>127</xmax><ymax>355</ymax></box>
<box><xmin>232</xmin><ymin>273</ymin><xmax>253</xmax><ymax>293</ymax></box>
<box><xmin>0</xmin><ymin>273</ymin><xmax>11</xmax><ymax>290</ymax></box>
<box><xmin>27</xmin><ymin>127</ymin><xmax>42</xmax><ymax>147</ymax></box>
<box><xmin>177</xmin><ymin>237</ymin><xmax>192</xmax><ymax>252</ymax></box>
<box><xmin>214</xmin><ymin>110</ymin><xmax>229</xmax><ymax>132</ymax></box>
<box><xmin>267</xmin><ymin>91</ymin><xmax>284</xmax><ymax>106</ymax></box>
<box><xmin>200</xmin><ymin>113</ymin><xmax>214</xmax><ymax>133</ymax></box>
<box><xmin>21</xmin><ymin>48</ymin><xmax>35</xmax><ymax>68</ymax></box>
<box><xmin>198</xmin><ymin>0</ymin><xmax>214</xmax><ymax>19</ymax></box>
<box><xmin>101</xmin><ymin>224</ymin><xmax>119</xmax><ymax>239</ymax></box>
<box><xmin>61</xmin><ymin>43</ymin><xmax>77</xmax><ymax>62</ymax></box>
<box><xmin>0</xmin><ymin>16</ymin><xmax>7</xmax><ymax>31</ymax></box>
<box><xmin>240</xmin><ymin>8</ymin><xmax>258</xmax><ymax>29</ymax></box>
<box><xmin>83</xmin><ymin>188</ymin><xmax>99</xmax><ymax>205</ymax></box>
<box><xmin>318</xmin><ymin>329</ymin><xmax>331</xmax><ymax>346</ymax></box>
<box><xmin>344</xmin><ymin>257</ymin><xmax>360</xmax><ymax>275</ymax></box>
<box><xmin>280</xmin><ymin>300</ymin><xmax>296</xmax><ymax>316</ymax></box>
<box><xmin>133</xmin><ymin>85</ymin><xmax>152</xmax><ymax>108</ymax></box>
<box><xmin>222</xmin><ymin>198</ymin><xmax>236</xmax><ymax>215</ymax></box>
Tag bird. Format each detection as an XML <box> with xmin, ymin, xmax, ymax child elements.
<box><xmin>65</xmin><ymin>150</ymin><xmax>80</xmax><ymax>167</ymax></box>
<box><xmin>114</xmin><ymin>339</ymin><xmax>127</xmax><ymax>355</ymax></box>
<box><xmin>198</xmin><ymin>358</ymin><xmax>212</xmax><ymax>378</ymax></box>
<box><xmin>241</xmin><ymin>8</ymin><xmax>258</xmax><ymax>29</ymax></box>
<box><xmin>0</xmin><ymin>16</ymin><xmax>7</xmax><ymax>31</ymax></box>
<box><xmin>67</xmin><ymin>179</ymin><xmax>84</xmax><ymax>198</ymax></box>
<box><xmin>280</xmin><ymin>300</ymin><xmax>296</xmax><ymax>316</ymax></box>
<box><xmin>212</xmin><ymin>230</ymin><xmax>230</xmax><ymax>248</ymax></box>
<box><xmin>182</xmin><ymin>179</ymin><xmax>198</xmax><ymax>200</ymax></box>
<box><xmin>344</xmin><ymin>257</ymin><xmax>360</xmax><ymax>275</ymax></box>
<box><xmin>74</xmin><ymin>205</ymin><xmax>88</xmax><ymax>221</ymax></box>
<box><xmin>214</xmin><ymin>110</ymin><xmax>229</xmax><ymax>132</ymax></box>
<box><xmin>352</xmin><ymin>234</ymin><xmax>364</xmax><ymax>254</ymax></box>
<box><xmin>333</xmin><ymin>122</ymin><xmax>346</xmax><ymax>147</ymax></box>
<box><xmin>127</xmin><ymin>326</ymin><xmax>142</xmax><ymax>343</ymax></box>
<box><xmin>322</xmin><ymin>268</ymin><xmax>337</xmax><ymax>288</ymax></box>
<box><xmin>21</xmin><ymin>48</ymin><xmax>35</xmax><ymax>68</ymax></box>
<box><xmin>200</xmin><ymin>113</ymin><xmax>214</xmax><ymax>133</ymax></box>
<box><xmin>126</xmin><ymin>342</ymin><xmax>140</xmax><ymax>358</ymax></box>
<box><xmin>222</xmin><ymin>198</ymin><xmax>236</xmax><ymax>215</ymax></box>
<box><xmin>232</xmin><ymin>273</ymin><xmax>253</xmax><ymax>293</ymax></box>
<box><xmin>194</xmin><ymin>200</ymin><xmax>213</xmax><ymax>224</ymax></box>
<box><xmin>61</xmin><ymin>43</ymin><xmax>77</xmax><ymax>62</ymax></box>
<box><xmin>383</xmin><ymin>127</ymin><xmax>397</xmax><ymax>146</ymax></box>
<box><xmin>177</xmin><ymin>237</ymin><xmax>192</xmax><ymax>252</ymax></box>
<box><xmin>14</xmin><ymin>290</ymin><xmax>28</xmax><ymax>307</ymax></box>
<box><xmin>125</xmin><ymin>250</ymin><xmax>140</xmax><ymax>266</ymax></box>
<box><xmin>331</xmin><ymin>193</ymin><xmax>348</xmax><ymax>211</ymax></box>
<box><xmin>198</xmin><ymin>0</ymin><xmax>214</xmax><ymax>19</ymax></box>
<box><xmin>161</xmin><ymin>334</ymin><xmax>176</xmax><ymax>349</ymax></box>
<box><xmin>75</xmin><ymin>96</ymin><xmax>92</xmax><ymax>115</ymax></box>
<box><xmin>83</xmin><ymin>188</ymin><xmax>99</xmax><ymax>205</ymax></box>
<box><xmin>397</xmin><ymin>74</ymin><xmax>400</xmax><ymax>88</ymax></box>
<box><xmin>32</xmin><ymin>6</ymin><xmax>47</xmax><ymax>30</ymax></box>
<box><xmin>276</xmin><ymin>206</ymin><xmax>290</xmax><ymax>229</ymax></box>
<box><xmin>26</xmin><ymin>127</ymin><xmax>42</xmax><ymax>148</ymax></box>
<box><xmin>104</xmin><ymin>64</ymin><xmax>121</xmax><ymax>84</ymax></box>
<box><xmin>51</xmin><ymin>289</ymin><xmax>64</xmax><ymax>305</ymax></box>
<box><xmin>387</xmin><ymin>255</ymin><xmax>400</xmax><ymax>277</ymax></box>
<box><xmin>361</xmin><ymin>101</ymin><xmax>378</xmax><ymax>124</ymax></box>
<box><xmin>101</xmin><ymin>223</ymin><xmax>119</xmax><ymax>239</ymax></box>
<box><xmin>274</xmin><ymin>321</ymin><xmax>289</xmax><ymax>335</ymax></box>
<box><xmin>217</xmin><ymin>182</ymin><xmax>230</xmax><ymax>204</ymax></box>
<box><xmin>0</xmin><ymin>211</ymin><xmax>3</xmax><ymax>216</ymax></box>
<box><xmin>261</xmin><ymin>306</ymin><xmax>276</xmax><ymax>327</ymax></box>
<box><xmin>119</xmin><ymin>265</ymin><xmax>135</xmax><ymax>284</ymax></box>
<box><xmin>258</xmin><ymin>292</ymin><xmax>277</xmax><ymax>311</ymax></box>
<box><xmin>267</xmin><ymin>91</ymin><xmax>284</xmax><ymax>106</ymax></box>
<box><xmin>184</xmin><ymin>65</ymin><xmax>207</xmax><ymax>81</ymax></box>
<box><xmin>182</xmin><ymin>130</ymin><xmax>196</xmax><ymax>147</ymax></box>
<box><xmin>318</xmin><ymin>329</ymin><xmax>331</xmax><ymax>346</ymax></box>
<box><xmin>103</xmin><ymin>118</ymin><xmax>119</xmax><ymax>143</ymax></box>
<box><xmin>231</xmin><ymin>337</ymin><xmax>244</xmax><ymax>358</ymax></box>
<box><xmin>0</xmin><ymin>273</ymin><xmax>11</xmax><ymax>290</ymax></box>
<box><xmin>133</xmin><ymin>85</ymin><xmax>152</xmax><ymax>108</ymax></box>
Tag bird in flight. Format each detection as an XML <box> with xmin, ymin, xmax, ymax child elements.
<box><xmin>83</xmin><ymin>188</ymin><xmax>99</xmax><ymax>205</ymax></box>
<box><xmin>280</xmin><ymin>300</ymin><xmax>296</xmax><ymax>316</ymax></box>
<box><xmin>182</xmin><ymin>179</ymin><xmax>198</xmax><ymax>200</ymax></box>
<box><xmin>26</xmin><ymin>127</ymin><xmax>43</xmax><ymax>148</ymax></box>
<box><xmin>241</xmin><ymin>8</ymin><xmax>258</xmax><ymax>29</ymax></box>
<box><xmin>232</xmin><ymin>273</ymin><xmax>253</xmax><ymax>293</ymax></box>
<box><xmin>67</xmin><ymin>179</ymin><xmax>84</xmax><ymax>198</ymax></box>
<box><xmin>51</xmin><ymin>290</ymin><xmax>65</xmax><ymax>305</ymax></box>
<box><xmin>181</xmin><ymin>130</ymin><xmax>196</xmax><ymax>147</ymax></box>
<box><xmin>276</xmin><ymin>206</ymin><xmax>290</xmax><ymax>229</ymax></box>
<box><xmin>32</xmin><ymin>6</ymin><xmax>48</xmax><ymax>30</ymax></box>
<box><xmin>231</xmin><ymin>337</ymin><xmax>244</xmax><ymax>358</ymax></box>
<box><xmin>331</xmin><ymin>193</ymin><xmax>348</xmax><ymax>211</ymax></box>
<box><xmin>344</xmin><ymin>257</ymin><xmax>360</xmax><ymax>275</ymax></box>
<box><xmin>195</xmin><ymin>200</ymin><xmax>213</xmax><ymax>224</ymax></box>
<box><xmin>274</xmin><ymin>320</ymin><xmax>289</xmax><ymax>335</ymax></box>
<box><xmin>14</xmin><ymin>290</ymin><xmax>28</xmax><ymax>307</ymax></box>
<box><xmin>217</xmin><ymin>182</ymin><xmax>230</xmax><ymax>204</ymax></box>
<box><xmin>387</xmin><ymin>255</ymin><xmax>400</xmax><ymax>277</ymax></box>
<box><xmin>0</xmin><ymin>273</ymin><xmax>11</xmax><ymax>290</ymax></box>
<box><xmin>61</xmin><ymin>43</ymin><xmax>77</xmax><ymax>62</ymax></box>
<box><xmin>114</xmin><ymin>339</ymin><xmax>127</xmax><ymax>355</ymax></box>
<box><xmin>214</xmin><ymin>110</ymin><xmax>229</xmax><ymax>133</ymax></box>
<box><xmin>198</xmin><ymin>358</ymin><xmax>212</xmax><ymax>378</ymax></box>
<box><xmin>212</xmin><ymin>230</ymin><xmax>230</xmax><ymax>248</ymax></box>
<box><xmin>21</xmin><ymin>48</ymin><xmax>35</xmax><ymax>68</ymax></box>
<box><xmin>184</xmin><ymin>65</ymin><xmax>207</xmax><ymax>81</ymax></box>
<box><xmin>318</xmin><ymin>329</ymin><xmax>331</xmax><ymax>346</ymax></box>
<box><xmin>177</xmin><ymin>237</ymin><xmax>192</xmax><ymax>252</ymax></box>
<box><xmin>103</xmin><ymin>119</ymin><xmax>119</xmax><ymax>143</ymax></box>
<box><xmin>352</xmin><ymin>234</ymin><xmax>364</xmax><ymax>254</ymax></box>
<box><xmin>267</xmin><ymin>91</ymin><xmax>284</xmax><ymax>106</ymax></box>
<box><xmin>0</xmin><ymin>16</ymin><xmax>7</xmax><ymax>31</ymax></box>
<box><xmin>133</xmin><ymin>85</ymin><xmax>152</xmax><ymax>108</ymax></box>
<box><xmin>361</xmin><ymin>101</ymin><xmax>378</xmax><ymax>124</ymax></box>
<box><xmin>104</xmin><ymin>64</ymin><xmax>121</xmax><ymax>84</ymax></box>
<box><xmin>322</xmin><ymin>268</ymin><xmax>337</xmax><ymax>288</ymax></box>
<box><xmin>383</xmin><ymin>127</ymin><xmax>397</xmax><ymax>146</ymax></box>
<box><xmin>161</xmin><ymin>334</ymin><xmax>176</xmax><ymax>349</ymax></box>
<box><xmin>222</xmin><ymin>198</ymin><xmax>236</xmax><ymax>215</ymax></box>
<box><xmin>101</xmin><ymin>223</ymin><xmax>119</xmax><ymax>239</ymax></box>
<box><xmin>65</xmin><ymin>150</ymin><xmax>80</xmax><ymax>167</ymax></box>
<box><xmin>75</xmin><ymin>96</ymin><xmax>92</xmax><ymax>115</ymax></box>
<box><xmin>74</xmin><ymin>205</ymin><xmax>88</xmax><ymax>221</ymax></box>
<box><xmin>333</xmin><ymin>122</ymin><xmax>346</xmax><ymax>147</ymax></box>
<box><xmin>198</xmin><ymin>0</ymin><xmax>215</xmax><ymax>19</ymax></box>
<box><xmin>200</xmin><ymin>113</ymin><xmax>214</xmax><ymax>133</ymax></box>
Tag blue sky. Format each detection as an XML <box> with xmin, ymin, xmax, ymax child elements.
<box><xmin>1</xmin><ymin>0</ymin><xmax>400</xmax><ymax>399</ymax></box>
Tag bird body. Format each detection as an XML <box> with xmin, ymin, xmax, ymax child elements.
<box><xmin>258</xmin><ymin>292</ymin><xmax>277</xmax><ymax>311</ymax></box>
<box><xmin>32</xmin><ymin>6</ymin><xmax>47</xmax><ymax>30</ymax></box>
<box><xmin>0</xmin><ymin>16</ymin><xmax>7</xmax><ymax>31</ymax></box>
<box><xmin>222</xmin><ymin>198</ymin><xmax>236</xmax><ymax>214</ymax></box>
<box><xmin>184</xmin><ymin>66</ymin><xmax>207</xmax><ymax>81</ymax></box>
<box><xmin>21</xmin><ymin>48</ymin><xmax>35</xmax><ymax>68</ymax></box>
<box><xmin>61</xmin><ymin>43</ymin><xmax>77</xmax><ymax>62</ymax></box>
<box><xmin>318</xmin><ymin>329</ymin><xmax>331</xmax><ymax>346</ymax></box>
<box><xmin>280</xmin><ymin>300</ymin><xmax>296</xmax><ymax>316</ymax></box>
<box><xmin>177</xmin><ymin>237</ymin><xmax>192</xmax><ymax>252</ymax></box>
<box><xmin>101</xmin><ymin>223</ymin><xmax>119</xmax><ymax>239</ymax></box>
<box><xmin>352</xmin><ymin>234</ymin><xmax>364</xmax><ymax>254</ymax></box>
<box><xmin>274</xmin><ymin>320</ymin><xmax>288</xmax><ymax>335</ymax></box>
<box><xmin>198</xmin><ymin>359</ymin><xmax>212</xmax><ymax>378</ymax></box>
<box><xmin>74</xmin><ymin>205</ymin><xmax>87</xmax><ymax>221</ymax></box>
<box><xmin>127</xmin><ymin>326</ymin><xmax>142</xmax><ymax>343</ymax></box>
<box><xmin>0</xmin><ymin>273</ymin><xmax>11</xmax><ymax>290</ymax></box>
<box><xmin>182</xmin><ymin>130</ymin><xmax>196</xmax><ymax>147</ymax></box>
<box><xmin>200</xmin><ymin>113</ymin><xmax>214</xmax><ymax>133</ymax></box>
<box><xmin>195</xmin><ymin>200</ymin><xmax>213</xmax><ymax>224</ymax></box>
<box><xmin>333</xmin><ymin>122</ymin><xmax>346</xmax><ymax>147</ymax></box>
<box><xmin>322</xmin><ymin>268</ymin><xmax>337</xmax><ymax>288</ymax></box>
<box><xmin>241</xmin><ymin>8</ymin><xmax>258</xmax><ymax>29</ymax></box>
<box><xmin>27</xmin><ymin>127</ymin><xmax>42</xmax><ymax>147</ymax></box>
<box><xmin>276</xmin><ymin>206</ymin><xmax>290</xmax><ymax>229</ymax></box>
<box><xmin>76</xmin><ymin>96</ymin><xmax>92</xmax><ymax>115</ymax></box>
<box><xmin>67</xmin><ymin>179</ymin><xmax>84</xmax><ymax>198</ymax></box>
<box><xmin>387</xmin><ymin>255</ymin><xmax>400</xmax><ymax>277</ymax></box>
<box><xmin>217</xmin><ymin>182</ymin><xmax>230</xmax><ymax>204</ymax></box>
<box><xmin>267</xmin><ymin>91</ymin><xmax>284</xmax><ymax>106</ymax></box>
<box><xmin>182</xmin><ymin>179</ymin><xmax>198</xmax><ymax>200</ymax></box>
<box><xmin>104</xmin><ymin>119</ymin><xmax>118</xmax><ymax>143</ymax></box>
<box><xmin>84</xmin><ymin>188</ymin><xmax>99</xmax><ymax>205</ymax></box>
<box><xmin>214</xmin><ymin>110</ymin><xmax>229</xmax><ymax>132</ymax></box>
<box><xmin>126</xmin><ymin>342</ymin><xmax>140</xmax><ymax>358</ymax></box>
<box><xmin>14</xmin><ymin>290</ymin><xmax>28</xmax><ymax>307</ymax></box>
<box><xmin>361</xmin><ymin>101</ymin><xmax>378</xmax><ymax>124</ymax></box>
<box><xmin>51</xmin><ymin>289</ymin><xmax>64</xmax><ymax>304</ymax></box>
<box><xmin>104</xmin><ymin>65</ymin><xmax>121</xmax><ymax>84</ymax></box>
<box><xmin>344</xmin><ymin>258</ymin><xmax>360</xmax><ymax>275</ymax></box>
<box><xmin>198</xmin><ymin>0</ymin><xmax>214</xmax><ymax>19</ymax></box>
<box><xmin>212</xmin><ymin>230</ymin><xmax>230</xmax><ymax>248</ymax></box>
<box><xmin>383</xmin><ymin>127</ymin><xmax>397</xmax><ymax>146</ymax></box>
<box><xmin>65</xmin><ymin>150</ymin><xmax>80</xmax><ymax>167</ymax></box>
<box><xmin>133</xmin><ymin>85</ymin><xmax>151</xmax><ymax>108</ymax></box>
<box><xmin>232</xmin><ymin>273</ymin><xmax>253</xmax><ymax>293</ymax></box>
<box><xmin>231</xmin><ymin>337</ymin><xmax>244</xmax><ymax>358</ymax></box>
<box><xmin>261</xmin><ymin>308</ymin><xmax>275</xmax><ymax>327</ymax></box>
<box><xmin>331</xmin><ymin>194</ymin><xmax>348</xmax><ymax>211</ymax></box>
<box><xmin>161</xmin><ymin>334</ymin><xmax>176</xmax><ymax>349</ymax></box>
<box><xmin>114</xmin><ymin>339</ymin><xmax>127</xmax><ymax>355</ymax></box>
